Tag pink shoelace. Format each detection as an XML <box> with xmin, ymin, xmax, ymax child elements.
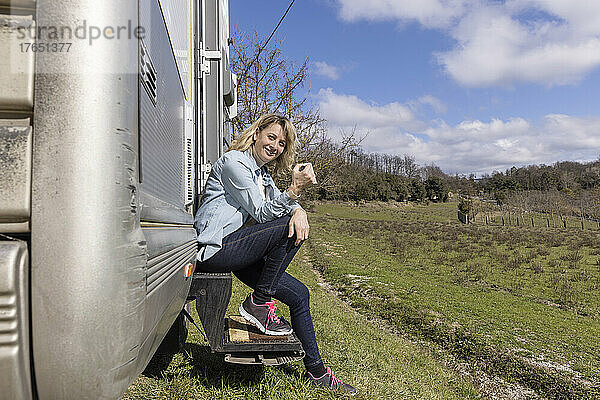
<box><xmin>265</xmin><ymin>300</ymin><xmax>281</xmax><ymax>324</ymax></box>
<box><xmin>326</xmin><ymin>367</ymin><xmax>342</xmax><ymax>389</ymax></box>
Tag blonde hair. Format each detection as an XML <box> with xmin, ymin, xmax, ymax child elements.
<box><xmin>228</xmin><ymin>113</ymin><xmax>297</xmax><ymax>176</ymax></box>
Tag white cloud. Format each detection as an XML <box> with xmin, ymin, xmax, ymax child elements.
<box><xmin>416</xmin><ymin>95</ymin><xmax>447</xmax><ymax>114</ymax></box>
<box><xmin>313</xmin><ymin>61</ymin><xmax>341</xmax><ymax>80</ymax></box>
<box><xmin>317</xmin><ymin>88</ymin><xmax>424</xmax><ymax>131</ymax></box>
<box><xmin>318</xmin><ymin>89</ymin><xmax>600</xmax><ymax>175</ymax></box>
<box><xmin>542</xmin><ymin>113</ymin><xmax>600</xmax><ymax>150</ymax></box>
<box><xmin>438</xmin><ymin>6</ymin><xmax>600</xmax><ymax>86</ymax></box>
<box><xmin>337</xmin><ymin>0</ymin><xmax>468</xmax><ymax>29</ymax></box>
<box><xmin>335</xmin><ymin>0</ymin><xmax>600</xmax><ymax>87</ymax></box>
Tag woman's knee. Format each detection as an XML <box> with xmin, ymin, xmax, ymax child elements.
<box><xmin>298</xmin><ymin>283</ymin><xmax>310</xmax><ymax>303</ymax></box>
<box><xmin>274</xmin><ymin>274</ymin><xmax>310</xmax><ymax>308</ymax></box>
<box><xmin>288</xmin><ymin>282</ymin><xmax>310</xmax><ymax>310</ymax></box>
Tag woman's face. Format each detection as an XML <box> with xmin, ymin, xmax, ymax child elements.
<box><xmin>253</xmin><ymin>122</ymin><xmax>287</xmax><ymax>165</ymax></box>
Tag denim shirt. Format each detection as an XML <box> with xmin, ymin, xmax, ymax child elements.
<box><xmin>194</xmin><ymin>149</ymin><xmax>301</xmax><ymax>261</ymax></box>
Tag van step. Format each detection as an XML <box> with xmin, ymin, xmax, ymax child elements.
<box><xmin>224</xmin><ymin>352</ymin><xmax>304</xmax><ymax>366</ymax></box>
<box><xmin>221</xmin><ymin>316</ymin><xmax>304</xmax><ymax>364</ymax></box>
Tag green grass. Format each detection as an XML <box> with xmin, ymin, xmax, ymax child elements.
<box><xmin>314</xmin><ymin>201</ymin><xmax>458</xmax><ymax>223</ymax></box>
<box><xmin>307</xmin><ymin>201</ymin><xmax>600</xmax><ymax>399</ymax></box>
<box><xmin>124</xmin><ymin>245</ymin><xmax>480</xmax><ymax>399</ymax></box>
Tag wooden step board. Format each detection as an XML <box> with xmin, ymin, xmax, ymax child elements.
<box><xmin>227</xmin><ymin>315</ymin><xmax>291</xmax><ymax>343</ymax></box>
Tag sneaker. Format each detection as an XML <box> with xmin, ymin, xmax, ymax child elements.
<box><xmin>239</xmin><ymin>294</ymin><xmax>293</xmax><ymax>336</ymax></box>
<box><xmin>306</xmin><ymin>367</ymin><xmax>357</xmax><ymax>395</ymax></box>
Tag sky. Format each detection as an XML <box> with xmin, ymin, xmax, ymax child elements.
<box><xmin>229</xmin><ymin>0</ymin><xmax>600</xmax><ymax>176</ymax></box>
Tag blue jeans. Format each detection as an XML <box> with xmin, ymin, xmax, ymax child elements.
<box><xmin>196</xmin><ymin>216</ymin><xmax>323</xmax><ymax>368</ymax></box>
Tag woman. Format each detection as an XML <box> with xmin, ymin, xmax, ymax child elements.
<box><xmin>194</xmin><ymin>113</ymin><xmax>356</xmax><ymax>394</ymax></box>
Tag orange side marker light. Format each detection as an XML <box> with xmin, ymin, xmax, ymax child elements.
<box><xmin>184</xmin><ymin>263</ymin><xmax>193</xmax><ymax>278</ymax></box>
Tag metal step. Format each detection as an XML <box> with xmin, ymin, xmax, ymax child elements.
<box><xmin>190</xmin><ymin>272</ymin><xmax>305</xmax><ymax>365</ymax></box>
<box><xmin>224</xmin><ymin>352</ymin><xmax>304</xmax><ymax>366</ymax></box>
<box><xmin>221</xmin><ymin>315</ymin><xmax>304</xmax><ymax>365</ymax></box>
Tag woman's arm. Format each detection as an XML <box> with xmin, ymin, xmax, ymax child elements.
<box><xmin>271</xmin><ymin>183</ymin><xmax>302</xmax><ymax>213</ymax></box>
<box><xmin>269</xmin><ymin>165</ymin><xmax>314</xmax><ymax>245</ymax></box>
<box><xmin>270</xmin><ymin>182</ymin><xmax>308</xmax><ymax>245</ymax></box>
<box><xmin>221</xmin><ymin>157</ymin><xmax>297</xmax><ymax>223</ymax></box>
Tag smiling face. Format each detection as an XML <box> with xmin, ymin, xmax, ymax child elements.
<box><xmin>252</xmin><ymin>122</ymin><xmax>287</xmax><ymax>166</ymax></box>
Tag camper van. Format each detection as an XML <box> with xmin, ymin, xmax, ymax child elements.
<box><xmin>0</xmin><ymin>0</ymin><xmax>302</xmax><ymax>398</ymax></box>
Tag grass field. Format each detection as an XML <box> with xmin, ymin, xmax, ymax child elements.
<box><xmin>308</xmin><ymin>201</ymin><xmax>600</xmax><ymax>399</ymax></box>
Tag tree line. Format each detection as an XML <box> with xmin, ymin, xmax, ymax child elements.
<box><xmin>479</xmin><ymin>161</ymin><xmax>600</xmax><ymax>203</ymax></box>
<box><xmin>304</xmin><ymin>147</ymin><xmax>449</xmax><ymax>202</ymax></box>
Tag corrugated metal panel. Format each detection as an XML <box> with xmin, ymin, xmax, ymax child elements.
<box><xmin>158</xmin><ymin>0</ymin><xmax>193</xmax><ymax>102</ymax></box>
<box><xmin>139</xmin><ymin>0</ymin><xmax>186</xmax><ymax>209</ymax></box>
<box><xmin>184</xmin><ymin>100</ymin><xmax>195</xmax><ymax>205</ymax></box>
<box><xmin>146</xmin><ymin>239</ymin><xmax>196</xmax><ymax>292</ymax></box>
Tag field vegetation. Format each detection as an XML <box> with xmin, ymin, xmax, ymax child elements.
<box><xmin>308</xmin><ymin>201</ymin><xmax>600</xmax><ymax>399</ymax></box>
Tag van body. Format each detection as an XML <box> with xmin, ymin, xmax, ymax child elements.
<box><xmin>0</xmin><ymin>0</ymin><xmax>235</xmax><ymax>398</ymax></box>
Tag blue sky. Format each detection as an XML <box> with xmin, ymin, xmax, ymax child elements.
<box><xmin>230</xmin><ymin>0</ymin><xmax>600</xmax><ymax>175</ymax></box>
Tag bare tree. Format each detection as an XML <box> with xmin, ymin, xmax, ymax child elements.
<box><xmin>231</xmin><ymin>31</ymin><xmax>310</xmax><ymax>133</ymax></box>
<box><xmin>230</xmin><ymin>30</ymin><xmax>360</xmax><ymax>193</ymax></box>
<box><xmin>402</xmin><ymin>155</ymin><xmax>421</xmax><ymax>179</ymax></box>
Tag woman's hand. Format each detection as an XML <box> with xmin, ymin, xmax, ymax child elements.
<box><xmin>288</xmin><ymin>163</ymin><xmax>317</xmax><ymax>195</ymax></box>
<box><xmin>288</xmin><ymin>208</ymin><xmax>309</xmax><ymax>246</ymax></box>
